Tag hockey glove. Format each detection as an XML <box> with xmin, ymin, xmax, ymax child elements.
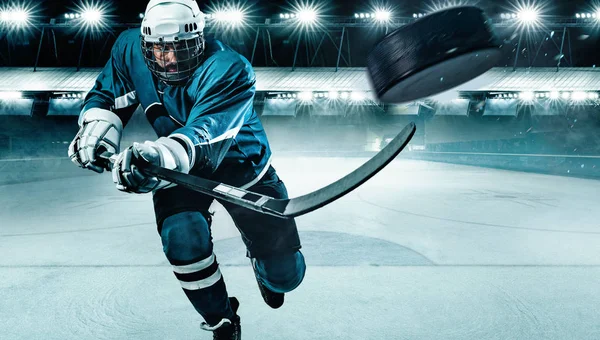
<box><xmin>68</xmin><ymin>108</ymin><xmax>123</xmax><ymax>173</ymax></box>
<box><xmin>112</xmin><ymin>137</ymin><xmax>191</xmax><ymax>194</ymax></box>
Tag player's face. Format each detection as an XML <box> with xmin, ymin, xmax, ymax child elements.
<box><xmin>152</xmin><ymin>43</ymin><xmax>180</xmax><ymax>72</ymax></box>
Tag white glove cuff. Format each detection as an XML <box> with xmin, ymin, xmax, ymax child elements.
<box><xmin>79</xmin><ymin>108</ymin><xmax>124</xmax><ymax>133</ymax></box>
<box><xmin>154</xmin><ymin>137</ymin><xmax>191</xmax><ymax>174</ymax></box>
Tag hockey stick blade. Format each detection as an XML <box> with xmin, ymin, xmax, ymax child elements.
<box><xmin>98</xmin><ymin>122</ymin><xmax>415</xmax><ymax>218</ymax></box>
<box><xmin>265</xmin><ymin>122</ymin><xmax>415</xmax><ymax>217</ymax></box>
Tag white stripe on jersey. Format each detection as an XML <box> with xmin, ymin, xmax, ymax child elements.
<box><xmin>197</xmin><ymin>126</ymin><xmax>242</xmax><ymax>145</ymax></box>
<box><xmin>114</xmin><ymin>91</ymin><xmax>138</xmax><ymax>110</ymax></box>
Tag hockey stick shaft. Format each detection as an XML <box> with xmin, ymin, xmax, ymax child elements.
<box><xmin>95</xmin><ymin>121</ymin><xmax>415</xmax><ymax>219</ymax></box>
<box><xmin>97</xmin><ymin>152</ymin><xmax>288</xmax><ymax>218</ymax></box>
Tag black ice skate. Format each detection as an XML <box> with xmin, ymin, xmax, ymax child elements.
<box><xmin>200</xmin><ymin>297</ymin><xmax>241</xmax><ymax>340</ymax></box>
<box><xmin>256</xmin><ymin>277</ymin><xmax>284</xmax><ymax>309</ymax></box>
<box><xmin>252</xmin><ymin>260</ymin><xmax>284</xmax><ymax>309</ymax></box>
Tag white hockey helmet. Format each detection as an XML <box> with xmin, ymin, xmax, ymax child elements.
<box><xmin>140</xmin><ymin>0</ymin><xmax>206</xmax><ymax>86</ymax></box>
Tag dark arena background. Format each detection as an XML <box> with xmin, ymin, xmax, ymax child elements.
<box><xmin>1</xmin><ymin>1</ymin><xmax>599</xmax><ymax>339</ymax></box>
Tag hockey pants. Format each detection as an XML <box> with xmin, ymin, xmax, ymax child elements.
<box><xmin>153</xmin><ymin>166</ymin><xmax>306</xmax><ymax>325</ymax></box>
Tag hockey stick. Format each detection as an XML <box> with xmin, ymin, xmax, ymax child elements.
<box><xmin>98</xmin><ymin>122</ymin><xmax>415</xmax><ymax>218</ymax></box>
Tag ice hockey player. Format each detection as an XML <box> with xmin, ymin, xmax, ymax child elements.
<box><xmin>67</xmin><ymin>0</ymin><xmax>306</xmax><ymax>338</ymax></box>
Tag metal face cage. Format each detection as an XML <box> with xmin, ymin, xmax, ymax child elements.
<box><xmin>141</xmin><ymin>34</ymin><xmax>205</xmax><ymax>86</ymax></box>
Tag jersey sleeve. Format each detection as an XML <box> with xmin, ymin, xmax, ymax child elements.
<box><xmin>168</xmin><ymin>55</ymin><xmax>256</xmax><ymax>175</ymax></box>
<box><xmin>79</xmin><ymin>31</ymin><xmax>140</xmax><ymax>127</ymax></box>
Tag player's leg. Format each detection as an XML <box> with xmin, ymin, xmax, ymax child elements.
<box><xmin>251</xmin><ymin>250</ymin><xmax>306</xmax><ymax>293</ymax></box>
<box><xmin>153</xmin><ymin>186</ymin><xmax>236</xmax><ymax>327</ymax></box>
<box><xmin>219</xmin><ymin>165</ymin><xmax>306</xmax><ymax>308</ymax></box>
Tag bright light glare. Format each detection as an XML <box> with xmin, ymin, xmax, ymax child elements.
<box><xmin>82</xmin><ymin>9</ymin><xmax>102</xmax><ymax>23</ymax></box>
<box><xmin>230</xmin><ymin>10</ymin><xmax>244</xmax><ymax>23</ymax></box>
<box><xmin>351</xmin><ymin>92</ymin><xmax>365</xmax><ymax>101</ymax></box>
<box><xmin>298</xmin><ymin>92</ymin><xmax>313</xmax><ymax>101</ymax></box>
<box><xmin>374</xmin><ymin>9</ymin><xmax>391</xmax><ymax>22</ymax></box>
<box><xmin>214</xmin><ymin>9</ymin><xmax>244</xmax><ymax>25</ymax></box>
<box><xmin>13</xmin><ymin>10</ymin><xmax>28</xmax><ymax>23</ymax></box>
<box><xmin>0</xmin><ymin>91</ymin><xmax>23</xmax><ymax>100</ymax></box>
<box><xmin>561</xmin><ymin>92</ymin><xmax>571</xmax><ymax>99</ymax></box>
<box><xmin>517</xmin><ymin>8</ymin><xmax>539</xmax><ymax>24</ymax></box>
<box><xmin>297</xmin><ymin>8</ymin><xmax>316</xmax><ymax>23</ymax></box>
<box><xmin>0</xmin><ymin>9</ymin><xmax>30</xmax><ymax>25</ymax></box>
<box><xmin>588</xmin><ymin>92</ymin><xmax>599</xmax><ymax>100</ymax></box>
<box><xmin>550</xmin><ymin>91</ymin><xmax>559</xmax><ymax>99</ymax></box>
<box><xmin>572</xmin><ymin>92</ymin><xmax>587</xmax><ymax>101</ymax></box>
<box><xmin>328</xmin><ymin>91</ymin><xmax>339</xmax><ymax>99</ymax></box>
<box><xmin>519</xmin><ymin>91</ymin><xmax>534</xmax><ymax>101</ymax></box>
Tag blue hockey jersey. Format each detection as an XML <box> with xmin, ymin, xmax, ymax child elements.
<box><xmin>81</xmin><ymin>28</ymin><xmax>272</xmax><ymax>188</ymax></box>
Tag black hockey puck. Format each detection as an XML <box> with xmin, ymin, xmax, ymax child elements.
<box><xmin>366</xmin><ymin>6</ymin><xmax>502</xmax><ymax>104</ymax></box>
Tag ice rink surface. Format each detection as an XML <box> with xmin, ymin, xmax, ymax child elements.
<box><xmin>1</xmin><ymin>157</ymin><xmax>599</xmax><ymax>339</ymax></box>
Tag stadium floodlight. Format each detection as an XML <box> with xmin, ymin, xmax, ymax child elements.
<box><xmin>82</xmin><ymin>8</ymin><xmax>102</xmax><ymax>24</ymax></box>
<box><xmin>230</xmin><ymin>10</ymin><xmax>244</xmax><ymax>24</ymax></box>
<box><xmin>561</xmin><ymin>92</ymin><xmax>571</xmax><ymax>99</ymax></box>
<box><xmin>328</xmin><ymin>91</ymin><xmax>339</xmax><ymax>100</ymax></box>
<box><xmin>71</xmin><ymin>1</ymin><xmax>113</xmax><ymax>34</ymax></box>
<box><xmin>572</xmin><ymin>92</ymin><xmax>587</xmax><ymax>101</ymax></box>
<box><xmin>0</xmin><ymin>7</ymin><xmax>31</xmax><ymax>27</ymax></box>
<box><xmin>508</xmin><ymin>1</ymin><xmax>547</xmax><ymax>31</ymax></box>
<box><xmin>298</xmin><ymin>92</ymin><xmax>313</xmax><ymax>101</ymax></box>
<box><xmin>374</xmin><ymin>9</ymin><xmax>391</xmax><ymax>22</ymax></box>
<box><xmin>297</xmin><ymin>8</ymin><xmax>317</xmax><ymax>23</ymax></box>
<box><xmin>212</xmin><ymin>7</ymin><xmax>245</xmax><ymax>27</ymax></box>
<box><xmin>576</xmin><ymin>13</ymin><xmax>581</xmax><ymax>18</ymax></box>
<box><xmin>0</xmin><ymin>91</ymin><xmax>22</xmax><ymax>100</ymax></box>
<box><xmin>517</xmin><ymin>8</ymin><xmax>539</xmax><ymax>25</ymax></box>
<box><xmin>549</xmin><ymin>91</ymin><xmax>559</xmax><ymax>99</ymax></box>
<box><xmin>350</xmin><ymin>91</ymin><xmax>365</xmax><ymax>101</ymax></box>
<box><xmin>279</xmin><ymin>12</ymin><xmax>296</xmax><ymax>19</ymax></box>
<box><xmin>519</xmin><ymin>91</ymin><xmax>534</xmax><ymax>101</ymax></box>
<box><xmin>12</xmin><ymin>9</ymin><xmax>28</xmax><ymax>24</ymax></box>
<box><xmin>588</xmin><ymin>92</ymin><xmax>599</xmax><ymax>100</ymax></box>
